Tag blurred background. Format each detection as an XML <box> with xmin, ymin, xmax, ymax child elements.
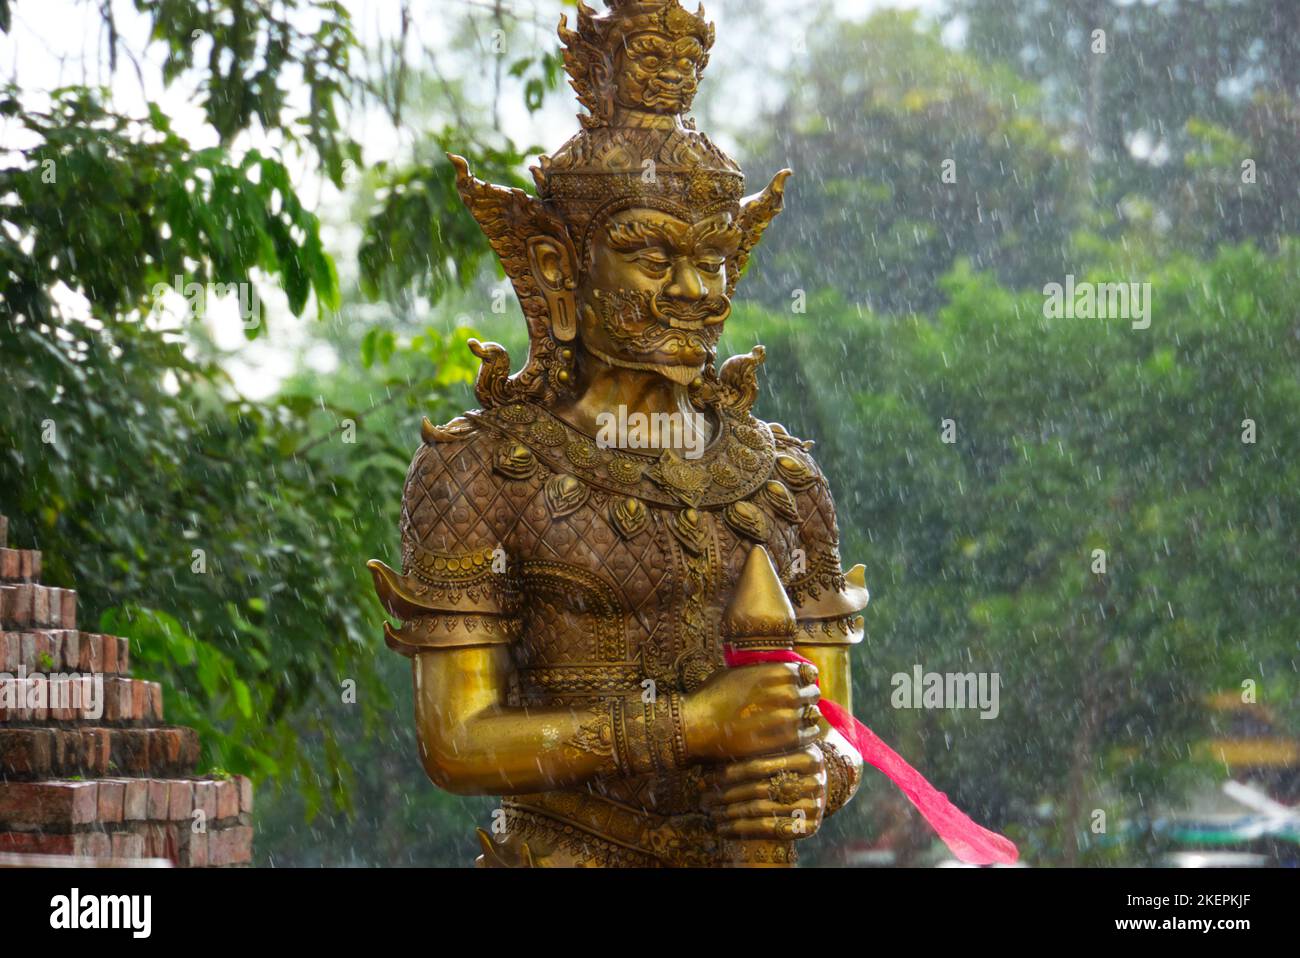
<box><xmin>1</xmin><ymin>0</ymin><xmax>1296</xmax><ymax>866</ymax></box>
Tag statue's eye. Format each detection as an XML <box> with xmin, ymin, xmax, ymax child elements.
<box><xmin>632</xmin><ymin>251</ymin><xmax>671</xmax><ymax>273</ymax></box>
<box><xmin>697</xmin><ymin>259</ymin><xmax>723</xmax><ymax>275</ymax></box>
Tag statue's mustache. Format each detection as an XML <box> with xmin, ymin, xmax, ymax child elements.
<box><xmin>649</xmin><ymin>290</ymin><xmax>731</xmax><ymax>328</ymax></box>
<box><xmin>588</xmin><ymin>288</ymin><xmax>727</xmax><ymax>355</ymax></box>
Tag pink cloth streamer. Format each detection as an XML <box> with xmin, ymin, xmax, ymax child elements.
<box><xmin>723</xmin><ymin>646</ymin><xmax>1019</xmax><ymax>866</ymax></box>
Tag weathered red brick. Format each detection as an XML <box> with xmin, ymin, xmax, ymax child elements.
<box><xmin>131</xmin><ymin>679</ymin><xmax>147</xmax><ymax>722</ymax></box>
<box><xmin>96</xmin><ymin>779</ymin><xmax>125</xmax><ymax>822</ymax></box>
<box><xmin>194</xmin><ymin>780</ymin><xmax>217</xmax><ymax>824</ymax></box>
<box><xmin>32</xmin><ymin>631</ymin><xmax>50</xmax><ymax>669</ymax></box>
<box><xmin>83</xmin><ymin>633</ymin><xmax>103</xmax><ymax>673</ymax></box>
<box><xmin>31</xmin><ymin>586</ymin><xmax>48</xmax><ymax>628</ymax></box>
<box><xmin>147</xmin><ymin>780</ymin><xmax>170</xmax><ymax>821</ymax></box>
<box><xmin>124</xmin><ymin>779</ymin><xmax>148</xmax><ymax>821</ymax></box>
<box><xmin>111</xmin><ymin>830</ymin><xmax>146</xmax><ymax>860</ymax></box>
<box><xmin>211</xmin><ymin>824</ymin><xmax>254</xmax><ymax>866</ymax></box>
<box><xmin>113</xmin><ymin>728</ymin><xmax>149</xmax><ymax>774</ymax></box>
<box><xmin>59</xmin><ymin>591</ymin><xmax>75</xmax><ymax>630</ymax></box>
<box><xmin>0</xmin><ymin>831</ymin><xmax>75</xmax><ymax>855</ymax></box>
<box><xmin>74</xmin><ymin>831</ymin><xmax>112</xmax><ymax>859</ymax></box>
<box><xmin>238</xmin><ymin>776</ymin><xmax>253</xmax><ymax>814</ymax></box>
<box><xmin>186</xmin><ymin>828</ymin><xmax>209</xmax><ymax>867</ymax></box>
<box><xmin>0</xmin><ymin>728</ymin><xmax>54</xmax><ymax>775</ymax></box>
<box><xmin>15</xmin><ymin>585</ymin><xmax>35</xmax><ymax>626</ymax></box>
<box><xmin>0</xmin><ymin>549</ymin><xmax>18</xmax><ymax>580</ymax></box>
<box><xmin>101</xmin><ymin>633</ymin><xmax>118</xmax><ymax>673</ymax></box>
<box><xmin>81</xmin><ymin>728</ymin><xmax>111</xmax><ymax>774</ymax></box>
<box><xmin>32</xmin><ymin>675</ymin><xmax>49</xmax><ymax>722</ymax></box>
<box><xmin>61</xmin><ymin>630</ymin><xmax>80</xmax><ymax>670</ymax></box>
<box><xmin>167</xmin><ymin>823</ymin><xmax>186</xmax><ymax>865</ymax></box>
<box><xmin>116</xmin><ymin>636</ymin><xmax>129</xmax><ymax>673</ymax></box>
<box><xmin>45</xmin><ymin>630</ymin><xmax>63</xmax><ymax>671</ymax></box>
<box><xmin>0</xmin><ymin>781</ymin><xmax>99</xmax><ymax>825</ymax></box>
<box><xmin>145</xmin><ymin>823</ymin><xmax>167</xmax><ymax>858</ymax></box>
<box><xmin>103</xmin><ymin>677</ymin><xmax>130</xmax><ymax>722</ymax></box>
<box><xmin>180</xmin><ymin>728</ymin><xmax>200</xmax><ymax>768</ymax></box>
<box><xmin>0</xmin><ymin>586</ymin><xmax>18</xmax><ymax>626</ymax></box>
<box><xmin>167</xmin><ymin>780</ymin><xmax>192</xmax><ymax>820</ymax></box>
<box><xmin>0</xmin><ymin>632</ymin><xmax>16</xmax><ymax>671</ymax></box>
<box><xmin>49</xmin><ymin>728</ymin><xmax>76</xmax><ymax>770</ymax></box>
<box><xmin>215</xmin><ymin>779</ymin><xmax>239</xmax><ymax>820</ymax></box>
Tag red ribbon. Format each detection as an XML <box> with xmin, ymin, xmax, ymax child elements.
<box><xmin>723</xmin><ymin>646</ymin><xmax>1019</xmax><ymax>866</ymax></box>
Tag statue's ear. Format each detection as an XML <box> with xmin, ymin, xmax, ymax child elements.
<box><xmin>526</xmin><ymin>235</ymin><xmax>579</xmax><ymax>342</ymax></box>
<box><xmin>727</xmin><ymin>169</ymin><xmax>793</xmax><ymax>297</ymax></box>
<box><xmin>450</xmin><ymin>153</ymin><xmax>579</xmax><ymax>344</ymax></box>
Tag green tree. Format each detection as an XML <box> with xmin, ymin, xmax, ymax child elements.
<box><xmin>738</xmin><ymin>238</ymin><xmax>1298</xmax><ymax>864</ymax></box>
<box><xmin>741</xmin><ymin>10</ymin><xmax>1081</xmax><ymax>316</ymax></box>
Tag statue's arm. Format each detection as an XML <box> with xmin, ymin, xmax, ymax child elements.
<box><xmin>411</xmin><ymin>645</ymin><xmax>622</xmax><ymax>794</ymax></box>
<box><xmin>371</xmin><ymin>547</ymin><xmax>691</xmax><ymax>796</ymax></box>
<box><xmin>393</xmin><ymin>612</ymin><xmax>814</xmax><ymax>795</ymax></box>
<box><xmin>781</xmin><ymin>431</ymin><xmax>870</xmax><ymax>818</ymax></box>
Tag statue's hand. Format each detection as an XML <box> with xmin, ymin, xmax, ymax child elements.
<box><xmin>681</xmin><ymin>663</ymin><xmax>821</xmax><ymax>763</ymax></box>
<box><xmin>701</xmin><ymin>745</ymin><xmax>828</xmax><ymax>840</ymax></box>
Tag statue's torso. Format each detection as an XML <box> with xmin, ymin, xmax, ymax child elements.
<box><xmin>401</xmin><ymin>400</ymin><xmax>845</xmax><ymax>866</ymax></box>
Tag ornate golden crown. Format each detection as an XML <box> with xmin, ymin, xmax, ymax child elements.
<box><xmin>534</xmin><ymin>0</ymin><xmax>745</xmax><ymax>254</ymax></box>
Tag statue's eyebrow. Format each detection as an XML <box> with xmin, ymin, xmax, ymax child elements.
<box><xmin>672</xmin><ymin>38</ymin><xmax>705</xmax><ymax>59</ymax></box>
<box><xmin>691</xmin><ymin>218</ymin><xmax>742</xmax><ymax>255</ymax></box>
<box><xmin>604</xmin><ymin>219</ymin><xmax>681</xmax><ymax>251</ymax></box>
<box><xmin>625</xmin><ymin>34</ymin><xmax>673</xmax><ymax>56</ymax></box>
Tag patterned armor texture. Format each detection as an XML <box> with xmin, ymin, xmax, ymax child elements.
<box><xmin>395</xmin><ymin>399</ymin><xmax>863</xmax><ymax>866</ymax></box>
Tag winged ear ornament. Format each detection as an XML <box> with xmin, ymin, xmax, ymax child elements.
<box><xmin>448</xmin><ymin>154</ymin><xmax>579</xmax><ymax>405</ymax></box>
<box><xmin>727</xmin><ymin>168</ymin><xmax>793</xmax><ymax>298</ymax></box>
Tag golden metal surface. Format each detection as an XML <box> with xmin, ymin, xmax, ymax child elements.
<box><xmin>369</xmin><ymin>0</ymin><xmax>868</xmax><ymax>866</ymax></box>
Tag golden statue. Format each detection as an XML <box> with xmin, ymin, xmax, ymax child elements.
<box><xmin>368</xmin><ymin>0</ymin><xmax>871</xmax><ymax>867</ymax></box>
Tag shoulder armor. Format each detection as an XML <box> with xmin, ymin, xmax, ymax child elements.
<box><xmin>767</xmin><ymin>421</ymin><xmax>815</xmax><ymax>451</ymax></box>
<box><xmin>368</xmin><ymin>552</ymin><xmax>517</xmax><ymax>619</ymax></box>
<box><xmin>421</xmin><ymin>415</ymin><xmax>479</xmax><ymax>444</ymax></box>
<box><xmin>793</xmin><ymin>564</ymin><xmax>869</xmax><ymax>646</ymax></box>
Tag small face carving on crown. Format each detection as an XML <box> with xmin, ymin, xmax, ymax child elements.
<box><xmin>576</xmin><ymin>206</ymin><xmax>740</xmax><ymax>385</ymax></box>
<box><xmin>614</xmin><ymin>30</ymin><xmax>707</xmax><ymax>115</ymax></box>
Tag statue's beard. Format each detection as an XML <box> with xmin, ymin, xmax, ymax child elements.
<box><xmin>583</xmin><ymin>288</ymin><xmax>728</xmax><ymax>385</ymax></box>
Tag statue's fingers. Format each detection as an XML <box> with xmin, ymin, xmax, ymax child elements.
<box><xmin>716</xmin><ymin>818</ymin><xmax>788</xmax><ymax>839</ymax></box>
<box><xmin>700</xmin><ymin>779</ymin><xmax>770</xmax><ymax>808</ymax></box>
<box><xmin>710</xmin><ymin>750</ymin><xmax>812</xmax><ymax>785</ymax></box>
<box><xmin>710</xmin><ymin>794</ymin><xmax>820</xmax><ymax>822</ymax></box>
<box><xmin>716</xmin><ymin>810</ymin><xmax>821</xmax><ymax>839</ymax></box>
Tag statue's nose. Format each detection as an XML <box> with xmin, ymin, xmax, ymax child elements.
<box><xmin>664</xmin><ymin>259</ymin><xmax>705</xmax><ymax>302</ymax></box>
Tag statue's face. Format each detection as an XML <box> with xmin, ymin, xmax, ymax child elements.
<box><xmin>613</xmin><ymin>33</ymin><xmax>706</xmax><ymax>115</ymax></box>
<box><xmin>577</xmin><ymin>207</ymin><xmax>739</xmax><ymax>385</ymax></box>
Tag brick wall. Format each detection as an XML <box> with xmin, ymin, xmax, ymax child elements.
<box><xmin>0</xmin><ymin>516</ymin><xmax>253</xmax><ymax>866</ymax></box>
